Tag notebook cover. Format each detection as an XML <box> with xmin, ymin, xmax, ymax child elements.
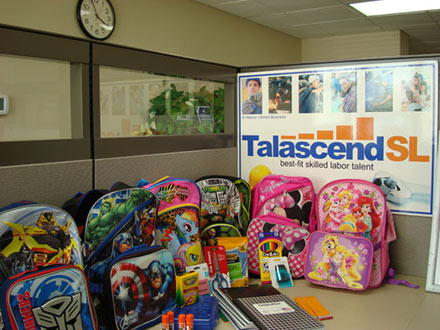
<box><xmin>221</xmin><ymin>285</ymin><xmax>324</xmax><ymax>330</ymax></box>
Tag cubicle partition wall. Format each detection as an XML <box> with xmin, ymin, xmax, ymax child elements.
<box><xmin>0</xmin><ymin>26</ymin><xmax>239</xmax><ymax>208</ymax></box>
<box><xmin>90</xmin><ymin>43</ymin><xmax>238</xmax><ymax>186</ymax></box>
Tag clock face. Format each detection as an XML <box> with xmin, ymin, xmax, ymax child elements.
<box><xmin>77</xmin><ymin>0</ymin><xmax>115</xmax><ymax>40</ymax></box>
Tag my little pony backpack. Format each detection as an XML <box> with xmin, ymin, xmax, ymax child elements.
<box><xmin>143</xmin><ymin>177</ymin><xmax>203</xmax><ymax>274</ymax></box>
<box><xmin>304</xmin><ymin>179</ymin><xmax>396</xmax><ymax>290</ymax></box>
<box><xmin>246</xmin><ymin>175</ymin><xmax>316</xmax><ymax>278</ymax></box>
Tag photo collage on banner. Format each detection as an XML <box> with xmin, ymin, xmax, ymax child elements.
<box><xmin>238</xmin><ymin>60</ymin><xmax>438</xmax><ymax>216</ymax></box>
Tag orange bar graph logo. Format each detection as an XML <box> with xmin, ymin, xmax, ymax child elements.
<box><xmin>280</xmin><ymin>117</ymin><xmax>375</xmax><ymax>141</ymax></box>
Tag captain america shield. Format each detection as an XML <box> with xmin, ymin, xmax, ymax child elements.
<box><xmin>111</xmin><ymin>262</ymin><xmax>150</xmax><ymax>326</ymax></box>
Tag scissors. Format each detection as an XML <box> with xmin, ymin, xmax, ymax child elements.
<box><xmin>211</xmin><ymin>251</ymin><xmax>228</xmax><ymax>290</ymax></box>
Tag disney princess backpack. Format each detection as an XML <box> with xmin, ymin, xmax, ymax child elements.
<box><xmin>304</xmin><ymin>179</ymin><xmax>396</xmax><ymax>290</ymax></box>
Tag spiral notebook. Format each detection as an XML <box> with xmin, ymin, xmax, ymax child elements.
<box><xmin>221</xmin><ymin>285</ymin><xmax>324</xmax><ymax>330</ymax></box>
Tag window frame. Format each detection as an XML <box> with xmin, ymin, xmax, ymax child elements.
<box><xmin>91</xmin><ymin>43</ymin><xmax>238</xmax><ymax>158</ymax></box>
<box><xmin>0</xmin><ymin>26</ymin><xmax>91</xmax><ymax>166</ymax></box>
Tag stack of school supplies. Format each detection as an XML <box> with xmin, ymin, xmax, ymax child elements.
<box><xmin>220</xmin><ymin>285</ymin><xmax>324</xmax><ymax>330</ymax></box>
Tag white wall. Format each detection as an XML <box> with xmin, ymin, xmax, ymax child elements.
<box><xmin>0</xmin><ymin>0</ymin><xmax>301</xmax><ymax>67</ymax></box>
<box><xmin>302</xmin><ymin>31</ymin><xmax>409</xmax><ymax>63</ymax></box>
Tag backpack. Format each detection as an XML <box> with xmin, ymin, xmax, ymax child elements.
<box><xmin>0</xmin><ymin>204</ymin><xmax>84</xmax><ymax>280</ymax></box>
<box><xmin>0</xmin><ymin>264</ymin><xmax>98</xmax><ymax>330</ymax></box>
<box><xmin>196</xmin><ymin>176</ymin><xmax>251</xmax><ymax>246</ymax></box>
<box><xmin>304</xmin><ymin>179</ymin><xmax>397</xmax><ymax>290</ymax></box>
<box><xmin>62</xmin><ymin>182</ymin><xmax>132</xmax><ymax>239</ymax></box>
<box><xmin>83</xmin><ymin>188</ymin><xmax>158</xmax><ymax>328</ymax></box>
<box><xmin>84</xmin><ymin>188</ymin><xmax>156</xmax><ymax>260</ymax></box>
<box><xmin>247</xmin><ymin>175</ymin><xmax>316</xmax><ymax>278</ymax></box>
<box><xmin>62</xmin><ymin>189</ymin><xmax>109</xmax><ymax>239</ymax></box>
<box><xmin>102</xmin><ymin>245</ymin><xmax>176</xmax><ymax>330</ymax></box>
<box><xmin>143</xmin><ymin>177</ymin><xmax>202</xmax><ymax>274</ymax></box>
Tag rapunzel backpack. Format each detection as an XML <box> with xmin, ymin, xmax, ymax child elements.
<box><xmin>304</xmin><ymin>179</ymin><xmax>396</xmax><ymax>290</ymax></box>
<box><xmin>246</xmin><ymin>175</ymin><xmax>316</xmax><ymax>278</ymax></box>
<box><xmin>143</xmin><ymin>177</ymin><xmax>203</xmax><ymax>274</ymax></box>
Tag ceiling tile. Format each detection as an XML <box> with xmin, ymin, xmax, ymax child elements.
<box><xmin>286</xmin><ymin>5</ymin><xmax>363</xmax><ymax>23</ymax></box>
<box><xmin>428</xmin><ymin>10</ymin><xmax>440</xmax><ymax>22</ymax></box>
<box><xmin>251</xmin><ymin>11</ymin><xmax>314</xmax><ymax>29</ymax></box>
<box><xmin>313</xmin><ymin>18</ymin><xmax>381</xmax><ymax>35</ymax></box>
<box><xmin>369</xmin><ymin>13</ymin><xmax>434</xmax><ymax>29</ymax></box>
<box><xmin>195</xmin><ymin>0</ymin><xmax>243</xmax><ymax>6</ymax></box>
<box><xmin>337</xmin><ymin>0</ymin><xmax>372</xmax><ymax>4</ymax></box>
<box><xmin>213</xmin><ymin>0</ymin><xmax>277</xmax><ymax>18</ymax></box>
<box><xmin>278</xmin><ymin>24</ymin><xmax>333</xmax><ymax>38</ymax></box>
<box><xmin>255</xmin><ymin>0</ymin><xmax>340</xmax><ymax>12</ymax></box>
<box><xmin>402</xmin><ymin>23</ymin><xmax>440</xmax><ymax>40</ymax></box>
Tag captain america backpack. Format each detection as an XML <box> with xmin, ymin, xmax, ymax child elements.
<box><xmin>102</xmin><ymin>245</ymin><xmax>176</xmax><ymax>330</ymax></box>
<box><xmin>83</xmin><ymin>188</ymin><xmax>158</xmax><ymax>327</ymax></box>
<box><xmin>143</xmin><ymin>177</ymin><xmax>203</xmax><ymax>274</ymax></box>
<box><xmin>304</xmin><ymin>179</ymin><xmax>397</xmax><ymax>290</ymax></box>
<box><xmin>0</xmin><ymin>264</ymin><xmax>98</xmax><ymax>330</ymax></box>
<box><xmin>246</xmin><ymin>175</ymin><xmax>316</xmax><ymax>278</ymax></box>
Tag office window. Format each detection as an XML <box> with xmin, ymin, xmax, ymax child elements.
<box><xmin>99</xmin><ymin>66</ymin><xmax>225</xmax><ymax>138</ymax></box>
<box><xmin>0</xmin><ymin>27</ymin><xmax>90</xmax><ymax>165</ymax></box>
<box><xmin>92</xmin><ymin>43</ymin><xmax>236</xmax><ymax>158</ymax></box>
<box><xmin>0</xmin><ymin>54</ymin><xmax>77</xmax><ymax>142</ymax></box>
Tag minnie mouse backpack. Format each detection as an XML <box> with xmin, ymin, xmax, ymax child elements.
<box><xmin>246</xmin><ymin>175</ymin><xmax>316</xmax><ymax>278</ymax></box>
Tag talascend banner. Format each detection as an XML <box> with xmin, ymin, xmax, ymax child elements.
<box><xmin>238</xmin><ymin>60</ymin><xmax>438</xmax><ymax>216</ymax></box>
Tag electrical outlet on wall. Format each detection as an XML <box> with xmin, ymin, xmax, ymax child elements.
<box><xmin>0</xmin><ymin>95</ymin><xmax>9</xmax><ymax>115</ymax></box>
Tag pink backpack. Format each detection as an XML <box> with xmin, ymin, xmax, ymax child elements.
<box><xmin>304</xmin><ymin>179</ymin><xmax>396</xmax><ymax>290</ymax></box>
<box><xmin>246</xmin><ymin>175</ymin><xmax>316</xmax><ymax>278</ymax></box>
<box><xmin>143</xmin><ymin>176</ymin><xmax>202</xmax><ymax>274</ymax></box>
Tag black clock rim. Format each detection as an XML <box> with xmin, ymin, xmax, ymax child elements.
<box><xmin>76</xmin><ymin>0</ymin><xmax>116</xmax><ymax>41</ymax></box>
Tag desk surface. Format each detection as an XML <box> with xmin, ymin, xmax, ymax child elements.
<box><xmin>153</xmin><ymin>275</ymin><xmax>440</xmax><ymax>330</ymax></box>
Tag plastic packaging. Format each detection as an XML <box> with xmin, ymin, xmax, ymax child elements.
<box><xmin>174</xmin><ymin>296</ymin><xmax>219</xmax><ymax>330</ymax></box>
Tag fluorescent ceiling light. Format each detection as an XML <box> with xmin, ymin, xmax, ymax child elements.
<box><xmin>350</xmin><ymin>0</ymin><xmax>440</xmax><ymax>16</ymax></box>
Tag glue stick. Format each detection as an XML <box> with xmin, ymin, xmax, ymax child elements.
<box><xmin>186</xmin><ymin>314</ymin><xmax>194</xmax><ymax>330</ymax></box>
<box><xmin>178</xmin><ymin>314</ymin><xmax>186</xmax><ymax>330</ymax></box>
<box><xmin>167</xmin><ymin>311</ymin><xmax>174</xmax><ymax>330</ymax></box>
<box><xmin>161</xmin><ymin>314</ymin><xmax>170</xmax><ymax>330</ymax></box>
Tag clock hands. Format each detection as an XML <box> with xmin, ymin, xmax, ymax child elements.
<box><xmin>91</xmin><ymin>0</ymin><xmax>107</xmax><ymax>25</ymax></box>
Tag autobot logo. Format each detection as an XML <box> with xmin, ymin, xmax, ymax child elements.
<box><xmin>32</xmin><ymin>293</ymin><xmax>83</xmax><ymax>330</ymax></box>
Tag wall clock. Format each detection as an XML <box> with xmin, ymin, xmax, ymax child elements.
<box><xmin>77</xmin><ymin>0</ymin><xmax>116</xmax><ymax>40</ymax></box>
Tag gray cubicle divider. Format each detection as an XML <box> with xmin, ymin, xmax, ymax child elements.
<box><xmin>94</xmin><ymin>147</ymin><xmax>238</xmax><ymax>189</ymax></box>
<box><xmin>0</xmin><ymin>160</ymin><xmax>93</xmax><ymax>208</ymax></box>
